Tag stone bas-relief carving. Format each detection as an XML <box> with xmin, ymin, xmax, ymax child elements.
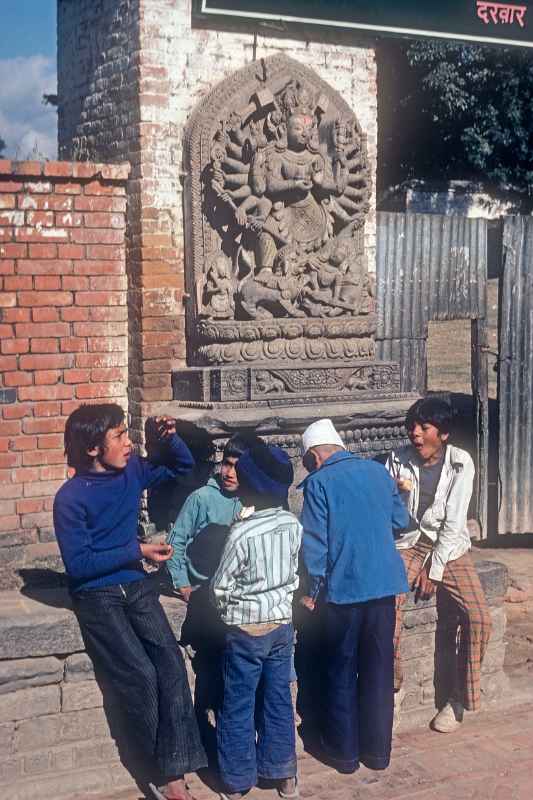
<box><xmin>171</xmin><ymin>362</ymin><xmax>401</xmax><ymax>405</ymax></box>
<box><xmin>184</xmin><ymin>55</ymin><xmax>373</xmax><ymax>366</ymax></box>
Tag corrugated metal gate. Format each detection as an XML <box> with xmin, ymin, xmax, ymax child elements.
<box><xmin>498</xmin><ymin>217</ymin><xmax>533</xmax><ymax>534</ymax></box>
<box><xmin>376</xmin><ymin>212</ymin><xmax>489</xmax><ymax>535</ymax></box>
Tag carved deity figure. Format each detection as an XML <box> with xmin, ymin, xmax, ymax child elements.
<box><xmin>201</xmin><ymin>72</ymin><xmax>370</xmax><ymax>323</ymax></box>
<box><xmin>253</xmin><ymin>110</ymin><xmax>328</xmax><ymax>270</ymax></box>
<box><xmin>197</xmin><ymin>252</ymin><xmax>236</xmax><ymax>320</ymax></box>
<box><xmin>303</xmin><ymin>241</ymin><xmax>371</xmax><ymax>317</ymax></box>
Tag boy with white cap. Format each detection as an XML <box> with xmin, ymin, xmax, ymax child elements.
<box><xmin>299</xmin><ymin>418</ymin><xmax>408</xmax><ymax>775</ymax></box>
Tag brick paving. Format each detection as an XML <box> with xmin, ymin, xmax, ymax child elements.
<box><xmin>92</xmin><ymin>702</ymin><xmax>533</xmax><ymax>800</ymax></box>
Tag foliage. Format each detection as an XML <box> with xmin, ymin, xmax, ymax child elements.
<box><xmin>378</xmin><ymin>41</ymin><xmax>533</xmax><ymax>192</ymax></box>
<box><xmin>0</xmin><ymin>135</ymin><xmax>5</xmax><ymax>156</ymax></box>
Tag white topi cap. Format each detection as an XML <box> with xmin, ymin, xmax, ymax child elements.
<box><xmin>301</xmin><ymin>418</ymin><xmax>345</xmax><ymax>454</ymax></box>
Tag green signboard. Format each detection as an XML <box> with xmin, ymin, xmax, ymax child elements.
<box><xmin>199</xmin><ymin>0</ymin><xmax>533</xmax><ymax>47</ymax></box>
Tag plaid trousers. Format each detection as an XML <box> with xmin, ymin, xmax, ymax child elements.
<box><xmin>393</xmin><ymin>541</ymin><xmax>492</xmax><ymax>711</ymax></box>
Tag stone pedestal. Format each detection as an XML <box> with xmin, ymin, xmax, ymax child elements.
<box><xmin>395</xmin><ymin>559</ymin><xmax>510</xmax><ymax>731</ymax></box>
<box><xmin>172</xmin><ymin>360</ymin><xmax>403</xmax><ymax>405</ymax></box>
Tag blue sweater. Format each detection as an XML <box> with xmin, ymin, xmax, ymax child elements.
<box><xmin>300</xmin><ymin>451</ymin><xmax>409</xmax><ymax>604</ymax></box>
<box><xmin>53</xmin><ymin>435</ymin><xmax>194</xmax><ymax>592</ymax></box>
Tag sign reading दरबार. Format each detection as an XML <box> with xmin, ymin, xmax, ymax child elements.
<box><xmin>199</xmin><ymin>0</ymin><xmax>533</xmax><ymax>48</ymax></box>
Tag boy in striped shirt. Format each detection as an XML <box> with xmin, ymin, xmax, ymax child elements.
<box><xmin>210</xmin><ymin>443</ymin><xmax>301</xmax><ymax>800</ymax></box>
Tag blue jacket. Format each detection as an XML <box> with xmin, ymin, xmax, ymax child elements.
<box><xmin>166</xmin><ymin>476</ymin><xmax>242</xmax><ymax>588</ymax></box>
<box><xmin>300</xmin><ymin>450</ymin><xmax>409</xmax><ymax>604</ymax></box>
<box><xmin>53</xmin><ymin>435</ymin><xmax>194</xmax><ymax>592</ymax></box>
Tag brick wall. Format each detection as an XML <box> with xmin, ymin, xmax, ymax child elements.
<box><xmin>0</xmin><ymin>160</ymin><xmax>129</xmax><ymax>586</ymax></box>
<box><xmin>57</xmin><ymin>0</ymin><xmax>378</xmax><ymax>441</ymax></box>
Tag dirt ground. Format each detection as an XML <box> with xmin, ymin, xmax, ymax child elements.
<box><xmin>94</xmin><ymin>705</ymin><xmax>533</xmax><ymax>800</ymax></box>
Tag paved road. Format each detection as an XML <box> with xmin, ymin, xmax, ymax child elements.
<box><xmin>93</xmin><ymin>702</ymin><xmax>533</xmax><ymax>800</ymax></box>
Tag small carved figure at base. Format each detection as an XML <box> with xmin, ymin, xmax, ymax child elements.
<box><xmin>197</xmin><ymin>253</ymin><xmax>236</xmax><ymax>320</ymax></box>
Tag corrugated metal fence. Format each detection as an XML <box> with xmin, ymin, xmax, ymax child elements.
<box><xmin>376</xmin><ymin>211</ymin><xmax>533</xmax><ymax>536</ymax></box>
<box><xmin>498</xmin><ymin>217</ymin><xmax>533</xmax><ymax>534</ymax></box>
<box><xmin>376</xmin><ymin>212</ymin><xmax>487</xmax><ymax>393</ymax></box>
<box><xmin>376</xmin><ymin>212</ymin><xmax>489</xmax><ymax>535</ymax></box>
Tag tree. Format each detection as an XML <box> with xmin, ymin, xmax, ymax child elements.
<box><xmin>377</xmin><ymin>40</ymin><xmax>533</xmax><ymax>193</ymax></box>
<box><xmin>0</xmin><ymin>135</ymin><xmax>5</xmax><ymax>156</ymax></box>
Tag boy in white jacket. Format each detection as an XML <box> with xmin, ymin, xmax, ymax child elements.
<box><xmin>386</xmin><ymin>397</ymin><xmax>491</xmax><ymax>733</ymax></box>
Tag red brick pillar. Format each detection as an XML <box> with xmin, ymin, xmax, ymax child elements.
<box><xmin>0</xmin><ymin>159</ymin><xmax>129</xmax><ymax>582</ymax></box>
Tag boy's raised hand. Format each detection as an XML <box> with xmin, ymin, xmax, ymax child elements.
<box><xmin>154</xmin><ymin>415</ymin><xmax>177</xmax><ymax>439</ymax></box>
<box><xmin>140</xmin><ymin>542</ymin><xmax>174</xmax><ymax>562</ymax></box>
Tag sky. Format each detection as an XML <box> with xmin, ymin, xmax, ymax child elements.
<box><xmin>0</xmin><ymin>0</ymin><xmax>57</xmax><ymax>159</ymax></box>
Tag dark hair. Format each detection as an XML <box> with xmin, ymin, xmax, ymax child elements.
<box><xmin>405</xmin><ymin>397</ymin><xmax>453</xmax><ymax>435</ymax></box>
<box><xmin>64</xmin><ymin>403</ymin><xmax>125</xmax><ymax>471</ymax></box>
<box><xmin>223</xmin><ymin>431</ymin><xmax>264</xmax><ymax>460</ymax></box>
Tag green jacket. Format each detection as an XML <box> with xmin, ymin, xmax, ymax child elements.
<box><xmin>166</xmin><ymin>476</ymin><xmax>242</xmax><ymax>588</ymax></box>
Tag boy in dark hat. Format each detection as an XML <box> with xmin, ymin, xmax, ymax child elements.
<box><xmin>166</xmin><ymin>432</ymin><xmax>262</xmax><ymax>757</ymax></box>
<box><xmin>210</xmin><ymin>443</ymin><xmax>301</xmax><ymax>800</ymax></box>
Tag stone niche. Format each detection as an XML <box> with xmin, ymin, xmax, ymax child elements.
<box><xmin>170</xmin><ymin>53</ymin><xmax>414</xmax><ymax>455</ymax></box>
<box><xmin>174</xmin><ymin>54</ymin><xmax>410</xmax><ymax>413</ymax></box>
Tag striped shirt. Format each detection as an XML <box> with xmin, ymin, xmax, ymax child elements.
<box><xmin>210</xmin><ymin>507</ymin><xmax>302</xmax><ymax>626</ymax></box>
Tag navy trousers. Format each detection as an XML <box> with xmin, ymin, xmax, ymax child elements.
<box><xmin>217</xmin><ymin>623</ymin><xmax>297</xmax><ymax>793</ymax></box>
<box><xmin>72</xmin><ymin>577</ymin><xmax>207</xmax><ymax>781</ymax></box>
<box><xmin>321</xmin><ymin>596</ymin><xmax>395</xmax><ymax>773</ymax></box>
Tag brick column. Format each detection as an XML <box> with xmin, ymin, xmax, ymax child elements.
<box><xmin>0</xmin><ymin>159</ymin><xmax>129</xmax><ymax>584</ymax></box>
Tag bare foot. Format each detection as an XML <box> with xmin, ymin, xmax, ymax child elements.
<box><xmin>164</xmin><ymin>780</ymin><xmax>193</xmax><ymax>800</ymax></box>
<box><xmin>162</xmin><ymin>778</ymin><xmax>194</xmax><ymax>800</ymax></box>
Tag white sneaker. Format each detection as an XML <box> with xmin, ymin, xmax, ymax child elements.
<box><xmin>277</xmin><ymin>777</ymin><xmax>299</xmax><ymax>799</ymax></box>
<box><xmin>393</xmin><ymin>685</ymin><xmax>405</xmax><ymax>731</ymax></box>
<box><xmin>431</xmin><ymin>700</ymin><xmax>464</xmax><ymax>733</ymax></box>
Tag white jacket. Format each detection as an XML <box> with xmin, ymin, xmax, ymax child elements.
<box><xmin>385</xmin><ymin>444</ymin><xmax>474</xmax><ymax>582</ymax></box>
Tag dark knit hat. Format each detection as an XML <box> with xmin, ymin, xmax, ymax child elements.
<box><xmin>236</xmin><ymin>443</ymin><xmax>294</xmax><ymax>503</ymax></box>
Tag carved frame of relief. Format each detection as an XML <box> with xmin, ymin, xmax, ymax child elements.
<box><xmin>182</xmin><ymin>53</ymin><xmax>372</xmax><ymax>367</ymax></box>
<box><xmin>171</xmin><ymin>361</ymin><xmax>401</xmax><ymax>405</ymax></box>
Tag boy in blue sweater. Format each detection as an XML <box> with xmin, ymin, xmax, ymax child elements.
<box><xmin>53</xmin><ymin>403</ymin><xmax>207</xmax><ymax>800</ymax></box>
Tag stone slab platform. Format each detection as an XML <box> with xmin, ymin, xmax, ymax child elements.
<box><xmin>148</xmin><ymin>397</ymin><xmax>417</xmax><ymax>435</ymax></box>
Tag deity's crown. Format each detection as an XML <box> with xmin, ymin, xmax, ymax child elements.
<box><xmin>278</xmin><ymin>80</ymin><xmax>316</xmax><ymax>120</ymax></box>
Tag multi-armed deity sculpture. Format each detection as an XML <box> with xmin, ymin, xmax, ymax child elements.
<box><xmin>180</xmin><ymin>55</ymin><xmax>400</xmax><ymax>404</ymax></box>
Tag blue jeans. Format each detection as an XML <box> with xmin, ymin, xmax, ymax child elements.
<box><xmin>217</xmin><ymin>623</ymin><xmax>297</xmax><ymax>793</ymax></box>
<box><xmin>321</xmin><ymin>597</ymin><xmax>395</xmax><ymax>773</ymax></box>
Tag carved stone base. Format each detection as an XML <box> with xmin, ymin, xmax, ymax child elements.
<box><xmin>147</xmin><ymin>395</ymin><xmax>418</xmax><ymax>524</ymax></box>
<box><xmin>172</xmin><ymin>360</ymin><xmax>404</xmax><ymax>406</ymax></box>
